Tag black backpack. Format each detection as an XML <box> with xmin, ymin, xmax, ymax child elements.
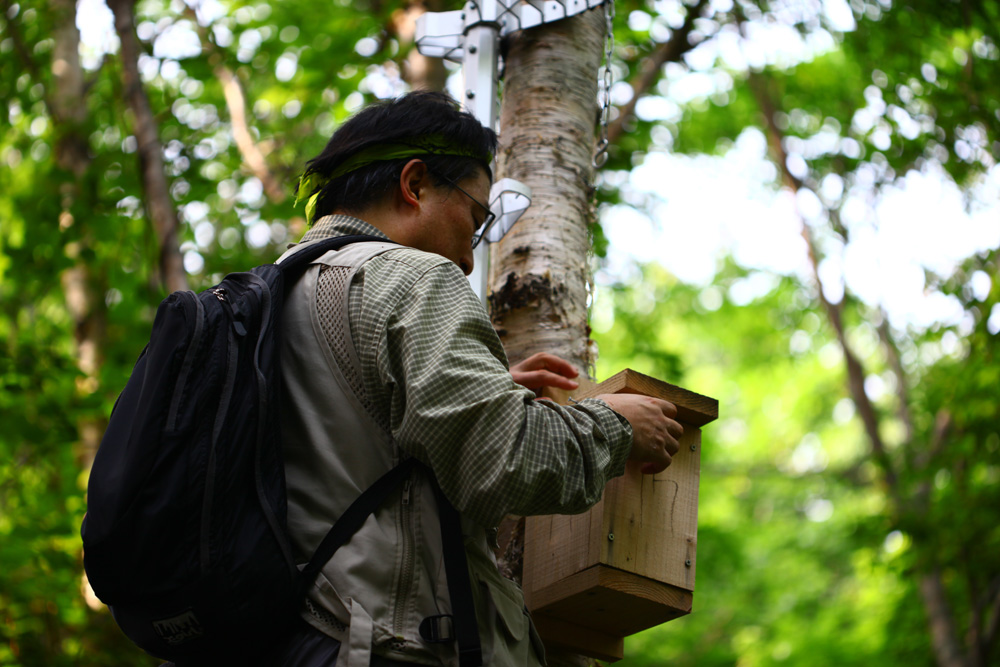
<box><xmin>81</xmin><ymin>235</ymin><xmax>480</xmax><ymax>665</ymax></box>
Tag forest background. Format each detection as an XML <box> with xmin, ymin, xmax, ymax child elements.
<box><xmin>1</xmin><ymin>0</ymin><xmax>998</xmax><ymax>665</ymax></box>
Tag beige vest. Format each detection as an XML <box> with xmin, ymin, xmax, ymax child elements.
<box><xmin>278</xmin><ymin>240</ymin><xmax>544</xmax><ymax>666</ymax></box>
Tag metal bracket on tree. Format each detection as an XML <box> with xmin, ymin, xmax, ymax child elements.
<box><xmin>416</xmin><ymin>0</ymin><xmax>610</xmax><ymax>297</ymax></box>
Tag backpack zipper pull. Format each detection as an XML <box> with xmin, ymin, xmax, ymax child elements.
<box><xmin>212</xmin><ymin>288</ymin><xmax>248</xmax><ymax>337</ymax></box>
<box><xmin>402</xmin><ymin>479</ymin><xmax>412</xmax><ymax>506</ymax></box>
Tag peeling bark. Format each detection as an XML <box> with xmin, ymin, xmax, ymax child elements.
<box><xmin>488</xmin><ymin>8</ymin><xmax>603</xmax><ymax>373</ymax></box>
<box><xmin>487</xmin><ymin>9</ymin><xmax>604</xmax><ymax>667</ymax></box>
<box><xmin>109</xmin><ymin>0</ymin><xmax>188</xmax><ymax>293</ymax></box>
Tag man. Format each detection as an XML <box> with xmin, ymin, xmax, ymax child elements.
<box><xmin>276</xmin><ymin>91</ymin><xmax>682</xmax><ymax>666</ymax></box>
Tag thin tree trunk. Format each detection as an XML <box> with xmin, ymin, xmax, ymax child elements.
<box><xmin>49</xmin><ymin>0</ymin><xmax>107</xmax><ymax>476</ymax></box>
<box><xmin>109</xmin><ymin>0</ymin><xmax>188</xmax><ymax>293</ymax></box>
<box><xmin>488</xmin><ymin>8</ymin><xmax>604</xmax><ymax>667</ymax></box>
<box><xmin>51</xmin><ymin>0</ymin><xmax>89</xmax><ymax>175</ymax></box>
<box><xmin>391</xmin><ymin>0</ymin><xmax>449</xmax><ymax>92</ymax></box>
<box><xmin>921</xmin><ymin>571</ymin><xmax>972</xmax><ymax>667</ymax></box>
<box><xmin>184</xmin><ymin>7</ymin><xmax>287</xmax><ymax>203</ymax></box>
<box><xmin>488</xmin><ymin>7</ymin><xmax>604</xmax><ymax>374</ymax></box>
<box><xmin>746</xmin><ymin>63</ymin><xmax>975</xmax><ymax>667</ymax></box>
<box><xmin>215</xmin><ymin>65</ymin><xmax>287</xmax><ymax>202</ymax></box>
<box><xmin>46</xmin><ymin>0</ymin><xmax>109</xmax><ymax>618</ymax></box>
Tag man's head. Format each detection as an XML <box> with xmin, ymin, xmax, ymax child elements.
<box><xmin>297</xmin><ymin>91</ymin><xmax>497</xmax><ymax>274</ymax></box>
<box><xmin>298</xmin><ymin>92</ymin><xmax>497</xmax><ymax>222</ymax></box>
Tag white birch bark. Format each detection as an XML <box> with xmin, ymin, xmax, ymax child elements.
<box><xmin>488</xmin><ymin>8</ymin><xmax>605</xmax><ymax>667</ymax></box>
<box><xmin>488</xmin><ymin>7</ymin><xmax>604</xmax><ymax>374</ymax></box>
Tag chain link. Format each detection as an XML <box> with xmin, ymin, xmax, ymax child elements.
<box><xmin>593</xmin><ymin>0</ymin><xmax>615</xmax><ymax>169</ymax></box>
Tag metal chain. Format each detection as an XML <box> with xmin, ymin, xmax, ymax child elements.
<box><xmin>593</xmin><ymin>0</ymin><xmax>615</xmax><ymax>169</ymax></box>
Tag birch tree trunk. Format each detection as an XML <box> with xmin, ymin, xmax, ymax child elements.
<box><xmin>488</xmin><ymin>8</ymin><xmax>604</xmax><ymax>667</ymax></box>
<box><xmin>488</xmin><ymin>7</ymin><xmax>604</xmax><ymax>374</ymax></box>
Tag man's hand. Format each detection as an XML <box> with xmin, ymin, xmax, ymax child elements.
<box><xmin>598</xmin><ymin>394</ymin><xmax>683</xmax><ymax>475</ymax></box>
<box><xmin>510</xmin><ymin>352</ymin><xmax>580</xmax><ymax>392</ymax></box>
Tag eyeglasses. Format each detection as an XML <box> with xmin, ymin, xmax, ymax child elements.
<box><xmin>435</xmin><ymin>173</ymin><xmax>497</xmax><ymax>249</ymax></box>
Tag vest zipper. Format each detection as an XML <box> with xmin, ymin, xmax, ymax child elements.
<box><xmin>394</xmin><ymin>476</ymin><xmax>416</xmax><ymax>638</ymax></box>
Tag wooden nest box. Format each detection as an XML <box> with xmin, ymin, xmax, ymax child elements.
<box><xmin>526</xmin><ymin>369</ymin><xmax>718</xmax><ymax>662</ymax></box>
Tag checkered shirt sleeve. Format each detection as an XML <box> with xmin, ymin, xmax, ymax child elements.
<box><xmin>300</xmin><ymin>215</ymin><xmax>633</xmax><ymax>528</ymax></box>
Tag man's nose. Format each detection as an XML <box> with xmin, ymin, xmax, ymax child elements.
<box><xmin>459</xmin><ymin>250</ymin><xmax>475</xmax><ymax>276</ymax></box>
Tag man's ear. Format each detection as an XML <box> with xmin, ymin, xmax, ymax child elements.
<box><xmin>399</xmin><ymin>159</ymin><xmax>429</xmax><ymax>209</ymax></box>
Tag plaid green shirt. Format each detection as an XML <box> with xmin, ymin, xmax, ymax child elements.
<box><xmin>297</xmin><ymin>215</ymin><xmax>632</xmax><ymax>528</ymax></box>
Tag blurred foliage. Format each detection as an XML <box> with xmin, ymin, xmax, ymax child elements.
<box><xmin>594</xmin><ymin>251</ymin><xmax>1000</xmax><ymax>665</ymax></box>
<box><xmin>0</xmin><ymin>0</ymin><xmax>997</xmax><ymax>664</ymax></box>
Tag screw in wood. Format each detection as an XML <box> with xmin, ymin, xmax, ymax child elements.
<box><xmin>608</xmin><ymin>533</ymin><xmax>615</xmax><ymax>542</ymax></box>
<box><xmin>685</xmin><ymin>559</ymin><xmax>692</xmax><ymax>567</ymax></box>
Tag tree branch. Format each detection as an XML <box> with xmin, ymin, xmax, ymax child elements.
<box><xmin>606</xmin><ymin>0</ymin><xmax>710</xmax><ymax>146</ymax></box>
<box><xmin>747</xmin><ymin>67</ymin><xmax>900</xmax><ymax>497</ymax></box>
<box><xmin>108</xmin><ymin>0</ymin><xmax>188</xmax><ymax>293</ymax></box>
<box><xmin>215</xmin><ymin>65</ymin><xmax>287</xmax><ymax>202</ymax></box>
<box><xmin>183</xmin><ymin>6</ymin><xmax>287</xmax><ymax>203</ymax></box>
<box><xmin>877</xmin><ymin>314</ymin><xmax>916</xmax><ymax>443</ymax></box>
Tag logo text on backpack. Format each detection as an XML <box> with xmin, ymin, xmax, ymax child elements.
<box><xmin>152</xmin><ymin>610</ymin><xmax>205</xmax><ymax>645</ymax></box>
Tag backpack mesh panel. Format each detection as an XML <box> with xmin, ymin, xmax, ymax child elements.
<box><xmin>316</xmin><ymin>266</ymin><xmax>388</xmax><ymax>432</ymax></box>
<box><xmin>305</xmin><ymin>597</ymin><xmax>348</xmax><ymax>634</ymax></box>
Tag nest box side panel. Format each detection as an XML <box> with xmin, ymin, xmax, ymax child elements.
<box><xmin>523</xmin><ymin>497</ymin><xmax>603</xmax><ymax>606</ymax></box>
<box><xmin>601</xmin><ymin>426</ymin><xmax>701</xmax><ymax>591</ymax></box>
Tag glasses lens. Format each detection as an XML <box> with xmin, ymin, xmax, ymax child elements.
<box><xmin>472</xmin><ymin>212</ymin><xmax>497</xmax><ymax>249</ymax></box>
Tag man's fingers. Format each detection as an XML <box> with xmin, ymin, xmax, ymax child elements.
<box><xmin>640</xmin><ymin>456</ymin><xmax>671</xmax><ymax>475</ymax></box>
<box><xmin>524</xmin><ymin>352</ymin><xmax>579</xmax><ymax>378</ymax></box>
<box><xmin>511</xmin><ymin>353</ymin><xmax>582</xmax><ymax>391</ymax></box>
<box><xmin>655</xmin><ymin>398</ymin><xmax>678</xmax><ymax>419</ymax></box>
<box><xmin>518</xmin><ymin>370</ymin><xmax>579</xmax><ymax>390</ymax></box>
<box><xmin>664</xmin><ymin>433</ymin><xmax>680</xmax><ymax>456</ymax></box>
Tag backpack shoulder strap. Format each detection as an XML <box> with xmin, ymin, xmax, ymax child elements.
<box><xmin>276</xmin><ymin>234</ymin><xmax>387</xmax><ymax>276</ymax></box>
<box><xmin>298</xmin><ymin>458</ymin><xmax>419</xmax><ymax>597</ymax></box>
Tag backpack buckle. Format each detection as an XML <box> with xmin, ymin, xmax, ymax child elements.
<box><xmin>419</xmin><ymin>614</ymin><xmax>455</xmax><ymax>643</ymax></box>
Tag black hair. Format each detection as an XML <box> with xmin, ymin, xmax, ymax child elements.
<box><xmin>300</xmin><ymin>91</ymin><xmax>498</xmax><ymax>221</ymax></box>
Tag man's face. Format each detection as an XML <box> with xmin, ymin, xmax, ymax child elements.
<box><xmin>412</xmin><ymin>169</ymin><xmax>491</xmax><ymax>276</ymax></box>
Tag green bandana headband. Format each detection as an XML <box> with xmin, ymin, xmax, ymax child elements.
<box><xmin>295</xmin><ymin>136</ymin><xmax>493</xmax><ymax>225</ymax></box>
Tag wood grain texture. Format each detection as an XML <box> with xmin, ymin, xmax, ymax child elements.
<box><xmin>575</xmin><ymin>369</ymin><xmax>719</xmax><ymax>426</ymax></box>
<box><xmin>601</xmin><ymin>428</ymin><xmax>701</xmax><ymax>590</ymax></box>
<box><xmin>523</xmin><ymin>368</ymin><xmax>716</xmax><ymax>654</ymax></box>
<box><xmin>529</xmin><ymin>565</ymin><xmax>693</xmax><ymax>641</ymax></box>
<box><xmin>530</xmin><ymin>614</ymin><xmax>625</xmax><ymax>663</ymax></box>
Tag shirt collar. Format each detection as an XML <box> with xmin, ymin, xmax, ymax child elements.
<box><xmin>293</xmin><ymin>214</ymin><xmax>391</xmax><ymax>247</ymax></box>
